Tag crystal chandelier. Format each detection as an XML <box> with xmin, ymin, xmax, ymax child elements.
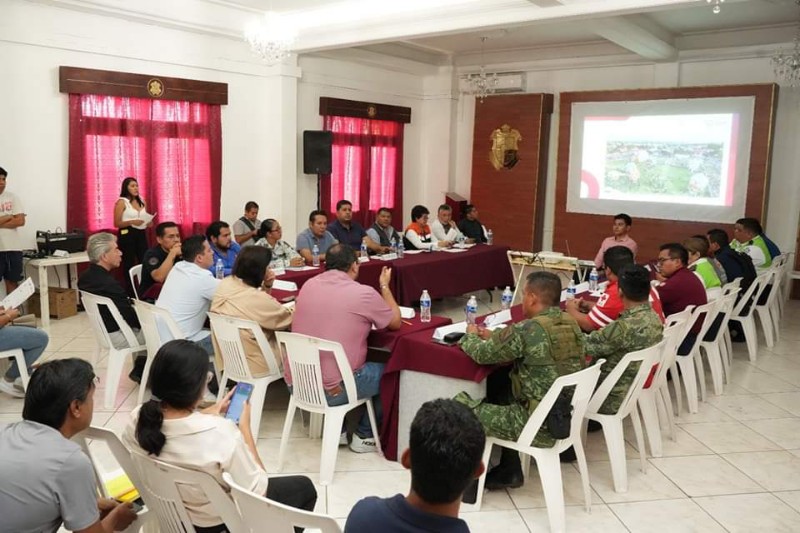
<box><xmin>706</xmin><ymin>0</ymin><xmax>724</xmax><ymax>15</ymax></box>
<box><xmin>244</xmin><ymin>11</ymin><xmax>296</xmax><ymax>65</ymax></box>
<box><xmin>772</xmin><ymin>1</ymin><xmax>800</xmax><ymax>87</ymax></box>
<box><xmin>463</xmin><ymin>37</ymin><xmax>499</xmax><ymax>103</ymax></box>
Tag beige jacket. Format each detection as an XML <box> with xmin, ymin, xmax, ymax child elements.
<box><xmin>210</xmin><ymin>276</ymin><xmax>293</xmax><ymax>376</ymax></box>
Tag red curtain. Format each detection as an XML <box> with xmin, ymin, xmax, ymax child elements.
<box><xmin>67</xmin><ymin>94</ymin><xmax>222</xmax><ymax>239</ymax></box>
<box><xmin>322</xmin><ymin>116</ymin><xmax>403</xmax><ymax>228</ymax></box>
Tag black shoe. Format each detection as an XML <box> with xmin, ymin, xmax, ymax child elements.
<box><xmin>128</xmin><ymin>357</ymin><xmax>146</xmax><ymax>384</ymax></box>
<box><xmin>461</xmin><ymin>479</ymin><xmax>479</xmax><ymax>504</ymax></box>
<box><xmin>559</xmin><ymin>446</ymin><xmax>577</xmax><ymax>463</ymax></box>
<box><xmin>484</xmin><ymin>465</ymin><xmax>523</xmax><ymax>491</ymax></box>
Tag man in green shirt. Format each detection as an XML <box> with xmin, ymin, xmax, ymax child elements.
<box><xmin>455</xmin><ymin>271</ymin><xmax>585</xmax><ymax>490</ymax></box>
<box><xmin>731</xmin><ymin>217</ymin><xmax>772</xmax><ymax>271</ymax></box>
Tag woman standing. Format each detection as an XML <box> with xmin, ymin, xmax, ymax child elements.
<box><xmin>113</xmin><ymin>177</ymin><xmax>152</xmax><ymax>285</ymax></box>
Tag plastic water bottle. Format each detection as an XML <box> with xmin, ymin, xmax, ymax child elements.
<box><xmin>215</xmin><ymin>258</ymin><xmax>224</xmax><ymax>279</ymax></box>
<box><xmin>501</xmin><ymin>286</ymin><xmax>513</xmax><ymax>310</ymax></box>
<box><xmin>465</xmin><ymin>295</ymin><xmax>478</xmax><ymax>325</ymax></box>
<box><xmin>390</xmin><ymin>239</ymin><xmax>397</xmax><ymax>256</ymax></box>
<box><xmin>420</xmin><ymin>290</ymin><xmax>432</xmax><ymax>323</ymax></box>
<box><xmin>360</xmin><ymin>240</ymin><xmax>368</xmax><ymax>259</ymax></box>
<box><xmin>566</xmin><ymin>279</ymin><xmax>576</xmax><ymax>300</ymax></box>
<box><xmin>397</xmin><ymin>239</ymin><xmax>405</xmax><ymax>259</ymax></box>
<box><xmin>589</xmin><ymin>267</ymin><xmax>599</xmax><ymax>292</ymax></box>
<box><xmin>486</xmin><ymin>229</ymin><xmax>493</xmax><ymax>245</ymax></box>
<box><xmin>312</xmin><ymin>244</ymin><xmax>320</xmax><ymax>267</ymax></box>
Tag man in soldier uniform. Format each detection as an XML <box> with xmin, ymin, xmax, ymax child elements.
<box><xmin>454</xmin><ymin>271</ymin><xmax>585</xmax><ymax>491</ymax></box>
<box><xmin>585</xmin><ymin>265</ymin><xmax>663</xmax><ymax>414</ymax></box>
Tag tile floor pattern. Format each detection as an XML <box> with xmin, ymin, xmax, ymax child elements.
<box><xmin>2</xmin><ymin>291</ymin><xmax>800</xmax><ymax>532</ymax></box>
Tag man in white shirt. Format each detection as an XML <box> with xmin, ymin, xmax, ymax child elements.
<box><xmin>430</xmin><ymin>204</ymin><xmax>466</xmax><ymax>245</ymax></box>
<box><xmin>156</xmin><ymin>234</ymin><xmax>220</xmax><ymax>355</ymax></box>
<box><xmin>0</xmin><ymin>167</ymin><xmax>27</xmax><ymax>293</ymax></box>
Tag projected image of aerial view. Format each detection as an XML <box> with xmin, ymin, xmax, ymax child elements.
<box><xmin>604</xmin><ymin>141</ymin><xmax>723</xmax><ymax>199</ymax></box>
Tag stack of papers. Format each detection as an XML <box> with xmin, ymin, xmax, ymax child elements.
<box><xmin>272</xmin><ymin>279</ymin><xmax>297</xmax><ymax>292</ymax></box>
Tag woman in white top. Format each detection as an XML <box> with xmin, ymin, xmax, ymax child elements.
<box><xmin>114</xmin><ymin>177</ymin><xmax>152</xmax><ymax>292</ymax></box>
<box><xmin>124</xmin><ymin>340</ymin><xmax>317</xmax><ymax>533</ymax></box>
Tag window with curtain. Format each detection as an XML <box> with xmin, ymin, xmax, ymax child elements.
<box><xmin>322</xmin><ymin>115</ymin><xmax>403</xmax><ymax>228</ymax></box>
<box><xmin>67</xmin><ymin>94</ymin><xmax>222</xmax><ymax>237</ymax></box>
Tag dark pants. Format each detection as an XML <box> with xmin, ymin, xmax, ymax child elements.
<box><xmin>118</xmin><ymin>227</ymin><xmax>148</xmax><ymax>294</ymax></box>
<box><xmin>195</xmin><ymin>475</ymin><xmax>317</xmax><ymax>533</ymax></box>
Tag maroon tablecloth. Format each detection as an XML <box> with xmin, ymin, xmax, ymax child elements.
<box><xmin>368</xmin><ymin>315</ymin><xmax>452</xmax><ymax>352</ymax></box>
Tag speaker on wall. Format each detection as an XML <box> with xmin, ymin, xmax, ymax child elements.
<box><xmin>303</xmin><ymin>130</ymin><xmax>333</xmax><ymax>174</ymax></box>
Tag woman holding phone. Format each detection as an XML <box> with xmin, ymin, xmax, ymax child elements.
<box><xmin>114</xmin><ymin>177</ymin><xmax>153</xmax><ymax>286</ymax></box>
<box><xmin>123</xmin><ymin>340</ymin><xmax>317</xmax><ymax>533</ymax></box>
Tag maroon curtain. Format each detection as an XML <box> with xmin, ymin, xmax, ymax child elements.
<box><xmin>67</xmin><ymin>94</ymin><xmax>222</xmax><ymax>239</ymax></box>
<box><xmin>321</xmin><ymin>116</ymin><xmax>404</xmax><ymax>229</ymax></box>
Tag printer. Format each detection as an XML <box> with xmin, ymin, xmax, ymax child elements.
<box><xmin>36</xmin><ymin>230</ymin><xmax>86</xmax><ymax>255</ymax></box>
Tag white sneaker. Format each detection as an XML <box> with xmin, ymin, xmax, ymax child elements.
<box><xmin>339</xmin><ymin>432</ymin><xmax>348</xmax><ymax>446</ymax></box>
<box><xmin>0</xmin><ymin>379</ymin><xmax>24</xmax><ymax>398</ymax></box>
<box><xmin>349</xmin><ymin>433</ymin><xmax>377</xmax><ymax>454</ymax></box>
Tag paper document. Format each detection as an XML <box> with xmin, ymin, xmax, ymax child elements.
<box><xmin>284</xmin><ymin>266</ymin><xmax>319</xmax><ymax>271</ymax></box>
<box><xmin>272</xmin><ymin>279</ymin><xmax>298</xmax><ymax>292</ymax></box>
<box><xmin>482</xmin><ymin>309</ymin><xmax>512</xmax><ymax>328</ymax></box>
<box><xmin>441</xmin><ymin>248</ymin><xmax>468</xmax><ymax>253</ymax></box>
<box><xmin>374</xmin><ymin>253</ymin><xmax>398</xmax><ymax>261</ymax></box>
<box><xmin>133</xmin><ymin>212</ymin><xmax>156</xmax><ymax>230</ymax></box>
<box><xmin>403</xmin><ymin>250</ymin><xmax>425</xmax><ymax>255</ymax></box>
<box><xmin>1</xmin><ymin>278</ymin><xmax>34</xmax><ymax>310</ymax></box>
<box><xmin>399</xmin><ymin>306</ymin><xmax>415</xmax><ymax>319</ymax></box>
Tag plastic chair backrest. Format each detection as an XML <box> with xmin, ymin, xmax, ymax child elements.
<box><xmin>134</xmin><ymin>300</ymin><xmax>185</xmax><ymax>357</ymax></box>
<box><xmin>208</xmin><ymin>313</ymin><xmax>281</xmax><ymax>380</ymax></box>
<box><xmin>757</xmin><ymin>267</ymin><xmax>782</xmax><ymax>307</ymax></box>
<box><xmin>129</xmin><ymin>265</ymin><xmax>143</xmax><ymax>300</ymax></box>
<box><xmin>704</xmin><ymin>289</ymin><xmax>740</xmax><ymax>344</ymax></box>
<box><xmin>275</xmin><ymin>331</ymin><xmax>357</xmax><ymax>411</ymax></box>
<box><xmin>73</xmin><ymin>426</ymin><xmax>145</xmax><ymax>501</ymax></box>
<box><xmin>588</xmin><ymin>340</ymin><xmax>664</xmax><ymax>417</ymax></box>
<box><xmin>80</xmin><ymin>291</ymin><xmax>142</xmax><ymax>351</ymax></box>
<box><xmin>665</xmin><ymin>305</ymin><xmax>694</xmax><ymax>329</ymax></box>
<box><xmin>223</xmin><ymin>473</ymin><xmax>341</xmax><ymax>533</ymax></box>
<box><xmin>516</xmin><ymin>363</ymin><xmax>604</xmax><ymax>448</ymax></box>
<box><xmin>130</xmin><ymin>451</ymin><xmax>244</xmax><ymax>533</ymax></box>
<box><xmin>687</xmin><ymin>300</ymin><xmax>720</xmax><ymax>350</ymax></box>
<box><xmin>733</xmin><ymin>271</ymin><xmax>769</xmax><ymax>317</ymax></box>
<box><xmin>651</xmin><ymin>318</ymin><xmax>687</xmax><ymax>388</ymax></box>
<box><xmin>722</xmin><ymin>277</ymin><xmax>741</xmax><ymax>295</ymax></box>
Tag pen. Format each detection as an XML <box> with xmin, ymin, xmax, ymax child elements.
<box><xmin>401</xmin><ymin>320</ymin><xmax>413</xmax><ymax>326</ymax></box>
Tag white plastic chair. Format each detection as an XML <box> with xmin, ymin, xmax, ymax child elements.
<box><xmin>207</xmin><ymin>313</ymin><xmax>285</xmax><ymax>438</ymax></box>
<box><xmin>728</xmin><ymin>271</ymin><xmax>770</xmax><ymax>362</ymax></box>
<box><xmin>672</xmin><ymin>300</ymin><xmax>719</xmax><ymax>412</ymax></box>
<box><xmin>472</xmin><ymin>363</ymin><xmax>603</xmax><ymax>533</ymax></box>
<box><xmin>129</xmin><ymin>264</ymin><xmax>143</xmax><ymax>300</ymax></box>
<box><xmin>584</xmin><ymin>341</ymin><xmax>663</xmax><ymax>493</ymax></box>
<box><xmin>275</xmin><ymin>331</ymin><xmax>382</xmax><ymax>486</ymax></box>
<box><xmin>133</xmin><ymin>300</ymin><xmax>186</xmax><ymax>404</ymax></box>
<box><xmin>775</xmin><ymin>252</ymin><xmax>793</xmax><ymax>321</ymax></box>
<box><xmin>223</xmin><ymin>472</ymin><xmax>340</xmax><ymax>533</ymax></box>
<box><xmin>719</xmin><ymin>278</ymin><xmax>741</xmax><ymax>372</ymax></box>
<box><xmin>73</xmin><ymin>426</ymin><xmax>155</xmax><ymax>533</ymax></box>
<box><xmin>80</xmin><ymin>291</ymin><xmax>147</xmax><ymax>410</ymax></box>
<box><xmin>0</xmin><ymin>349</ymin><xmax>31</xmax><ymax>393</ymax></box>
<box><xmin>130</xmin><ymin>450</ymin><xmax>245</xmax><ymax>533</ymax></box>
<box><xmin>699</xmin><ymin>289</ymin><xmax>739</xmax><ymax>392</ymax></box>
<box><xmin>754</xmin><ymin>266</ymin><xmax>782</xmax><ymax>348</ymax></box>
<box><xmin>663</xmin><ymin>306</ymin><xmax>695</xmax><ymax>417</ymax></box>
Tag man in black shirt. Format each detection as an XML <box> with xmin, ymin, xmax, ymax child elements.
<box><xmin>139</xmin><ymin>222</ymin><xmax>181</xmax><ymax>301</ymax></box>
<box><xmin>457</xmin><ymin>204</ymin><xmax>487</xmax><ymax>243</ymax></box>
<box><xmin>78</xmin><ymin>232</ymin><xmax>146</xmax><ymax>382</ymax></box>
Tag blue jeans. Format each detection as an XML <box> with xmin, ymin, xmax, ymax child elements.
<box><xmin>0</xmin><ymin>326</ymin><xmax>49</xmax><ymax>380</ymax></box>
<box><xmin>325</xmin><ymin>362</ymin><xmax>385</xmax><ymax>438</ymax></box>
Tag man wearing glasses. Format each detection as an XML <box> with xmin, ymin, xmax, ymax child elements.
<box><xmin>655</xmin><ymin>243</ymin><xmax>707</xmax><ymax>355</ymax></box>
<box><xmin>255</xmin><ymin>219</ymin><xmax>304</xmax><ymax>269</ymax></box>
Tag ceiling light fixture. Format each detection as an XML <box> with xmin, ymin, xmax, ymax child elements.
<box><xmin>462</xmin><ymin>37</ymin><xmax>499</xmax><ymax>103</ymax></box>
<box><xmin>244</xmin><ymin>11</ymin><xmax>297</xmax><ymax>65</ymax></box>
<box><xmin>772</xmin><ymin>0</ymin><xmax>800</xmax><ymax>87</ymax></box>
<box><xmin>706</xmin><ymin>0</ymin><xmax>724</xmax><ymax>15</ymax></box>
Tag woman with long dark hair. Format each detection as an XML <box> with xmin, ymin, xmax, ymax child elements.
<box><xmin>123</xmin><ymin>340</ymin><xmax>316</xmax><ymax>533</ymax></box>
<box><xmin>113</xmin><ymin>177</ymin><xmax>152</xmax><ymax>289</ymax></box>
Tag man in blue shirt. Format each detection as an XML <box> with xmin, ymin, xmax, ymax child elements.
<box><xmin>296</xmin><ymin>210</ymin><xmax>338</xmax><ymax>264</ymax></box>
<box><xmin>328</xmin><ymin>200</ymin><xmax>388</xmax><ymax>254</ymax></box>
<box><xmin>345</xmin><ymin>399</ymin><xmax>484</xmax><ymax>532</ymax></box>
<box><xmin>206</xmin><ymin>220</ymin><xmax>240</xmax><ymax>277</ymax></box>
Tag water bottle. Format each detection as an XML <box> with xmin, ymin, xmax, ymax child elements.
<box><xmin>566</xmin><ymin>279</ymin><xmax>576</xmax><ymax>300</ymax></box>
<box><xmin>420</xmin><ymin>290</ymin><xmax>432</xmax><ymax>323</ymax></box>
<box><xmin>589</xmin><ymin>267</ymin><xmax>599</xmax><ymax>292</ymax></box>
<box><xmin>390</xmin><ymin>239</ymin><xmax>397</xmax><ymax>256</ymax></box>
<box><xmin>501</xmin><ymin>286</ymin><xmax>513</xmax><ymax>310</ymax></box>
<box><xmin>312</xmin><ymin>244</ymin><xmax>320</xmax><ymax>267</ymax></box>
<box><xmin>465</xmin><ymin>295</ymin><xmax>478</xmax><ymax>325</ymax></box>
<box><xmin>486</xmin><ymin>229</ymin><xmax>493</xmax><ymax>245</ymax></box>
<box><xmin>397</xmin><ymin>238</ymin><xmax>405</xmax><ymax>259</ymax></box>
<box><xmin>360</xmin><ymin>240</ymin><xmax>368</xmax><ymax>259</ymax></box>
<box><xmin>215</xmin><ymin>258</ymin><xmax>224</xmax><ymax>280</ymax></box>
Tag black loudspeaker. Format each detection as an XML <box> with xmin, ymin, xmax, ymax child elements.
<box><xmin>303</xmin><ymin>130</ymin><xmax>333</xmax><ymax>174</ymax></box>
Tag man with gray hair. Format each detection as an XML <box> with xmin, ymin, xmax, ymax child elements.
<box><xmin>77</xmin><ymin>232</ymin><xmax>146</xmax><ymax>382</ymax></box>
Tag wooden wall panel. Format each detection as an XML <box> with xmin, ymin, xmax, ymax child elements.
<box><xmin>553</xmin><ymin>84</ymin><xmax>778</xmax><ymax>261</ymax></box>
<box><xmin>470</xmin><ymin>93</ymin><xmax>553</xmax><ymax>252</ymax></box>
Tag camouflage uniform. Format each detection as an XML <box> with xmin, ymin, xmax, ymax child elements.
<box><xmin>585</xmin><ymin>303</ymin><xmax>663</xmax><ymax>415</ymax></box>
<box><xmin>454</xmin><ymin>307</ymin><xmax>585</xmax><ymax>448</ymax></box>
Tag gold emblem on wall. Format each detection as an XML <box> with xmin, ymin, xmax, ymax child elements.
<box><xmin>147</xmin><ymin>79</ymin><xmax>165</xmax><ymax>98</ymax></box>
<box><xmin>367</xmin><ymin>104</ymin><xmax>377</xmax><ymax>118</ymax></box>
<box><xmin>490</xmin><ymin>124</ymin><xmax>522</xmax><ymax>170</ymax></box>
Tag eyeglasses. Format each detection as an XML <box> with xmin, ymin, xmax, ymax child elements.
<box><xmin>656</xmin><ymin>257</ymin><xmax>676</xmax><ymax>265</ymax></box>
<box><xmin>270</xmin><ymin>227</ymin><xmax>282</xmax><ymax>233</ymax></box>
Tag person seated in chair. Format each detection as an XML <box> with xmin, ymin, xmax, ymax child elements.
<box><xmin>684</xmin><ymin>237</ymin><xmax>723</xmax><ymax>300</ymax></box>
<box><xmin>454</xmin><ymin>271</ymin><xmax>585</xmax><ymax>490</ymax></box>
<box><xmin>296</xmin><ymin>210</ymin><xmax>338</xmax><ymax>264</ymax></box>
<box><xmin>124</xmin><ymin>340</ymin><xmax>316</xmax><ymax>533</ymax></box>
<box><xmin>593</xmin><ymin>213</ymin><xmax>638</xmax><ymax>269</ymax></box>
<box><xmin>206</xmin><ymin>221</ymin><xmax>241</xmax><ymax>278</ymax></box>
<box><xmin>731</xmin><ymin>217</ymin><xmax>775</xmax><ymax>271</ymax></box>
<box><xmin>0</xmin><ymin>304</ymin><xmax>49</xmax><ymax>398</ymax></box>
<box><xmin>78</xmin><ymin>232</ymin><xmax>146</xmax><ymax>382</ymax></box>
<box><xmin>254</xmin><ymin>218</ymin><xmax>304</xmax><ymax>269</ymax></box>
<box><xmin>328</xmin><ymin>200</ymin><xmax>387</xmax><ymax>254</ymax></box>
<box><xmin>655</xmin><ymin>243</ymin><xmax>707</xmax><ymax>356</ymax></box>
<box><xmin>457</xmin><ymin>204</ymin><xmax>487</xmax><ymax>244</ymax></box>
<box><xmin>404</xmin><ymin>205</ymin><xmax>450</xmax><ymax>251</ymax></box>
<box><xmin>366</xmin><ymin>207</ymin><xmax>401</xmax><ymax>250</ymax></box>
<box><xmin>430</xmin><ymin>204</ymin><xmax>467</xmax><ymax>245</ymax></box>
<box><xmin>138</xmin><ymin>221</ymin><xmax>182</xmax><ymax>302</ymax></box>
<box><xmin>0</xmin><ymin>358</ymin><xmax>138</xmax><ymax>533</ymax></box>
<box><xmin>345</xmin><ymin>399</ymin><xmax>484</xmax><ymax>532</ymax></box>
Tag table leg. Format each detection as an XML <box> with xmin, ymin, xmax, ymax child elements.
<box><xmin>38</xmin><ymin>266</ymin><xmax>50</xmax><ymax>330</ymax></box>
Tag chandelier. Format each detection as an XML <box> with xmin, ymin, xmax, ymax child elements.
<box><xmin>463</xmin><ymin>37</ymin><xmax>499</xmax><ymax>103</ymax></box>
<box><xmin>244</xmin><ymin>11</ymin><xmax>296</xmax><ymax>65</ymax></box>
<box><xmin>772</xmin><ymin>1</ymin><xmax>800</xmax><ymax>87</ymax></box>
<box><xmin>706</xmin><ymin>0</ymin><xmax>724</xmax><ymax>15</ymax></box>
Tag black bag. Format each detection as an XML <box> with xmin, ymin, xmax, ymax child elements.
<box><xmin>728</xmin><ymin>249</ymin><xmax>757</xmax><ymax>294</ymax></box>
<box><xmin>546</xmin><ymin>391</ymin><xmax>573</xmax><ymax>439</ymax></box>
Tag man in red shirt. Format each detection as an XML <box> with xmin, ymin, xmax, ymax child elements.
<box><xmin>655</xmin><ymin>242</ymin><xmax>707</xmax><ymax>355</ymax></box>
<box><xmin>566</xmin><ymin>246</ymin><xmax>664</xmax><ymax>333</ymax></box>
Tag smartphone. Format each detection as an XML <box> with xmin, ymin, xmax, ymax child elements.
<box><xmin>225</xmin><ymin>383</ymin><xmax>254</xmax><ymax>424</ymax></box>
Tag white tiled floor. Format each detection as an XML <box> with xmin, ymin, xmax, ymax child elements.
<box><xmin>3</xmin><ymin>292</ymin><xmax>800</xmax><ymax>532</ymax></box>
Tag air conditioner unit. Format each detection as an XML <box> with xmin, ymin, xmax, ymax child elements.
<box><xmin>459</xmin><ymin>71</ymin><xmax>526</xmax><ymax>94</ymax></box>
